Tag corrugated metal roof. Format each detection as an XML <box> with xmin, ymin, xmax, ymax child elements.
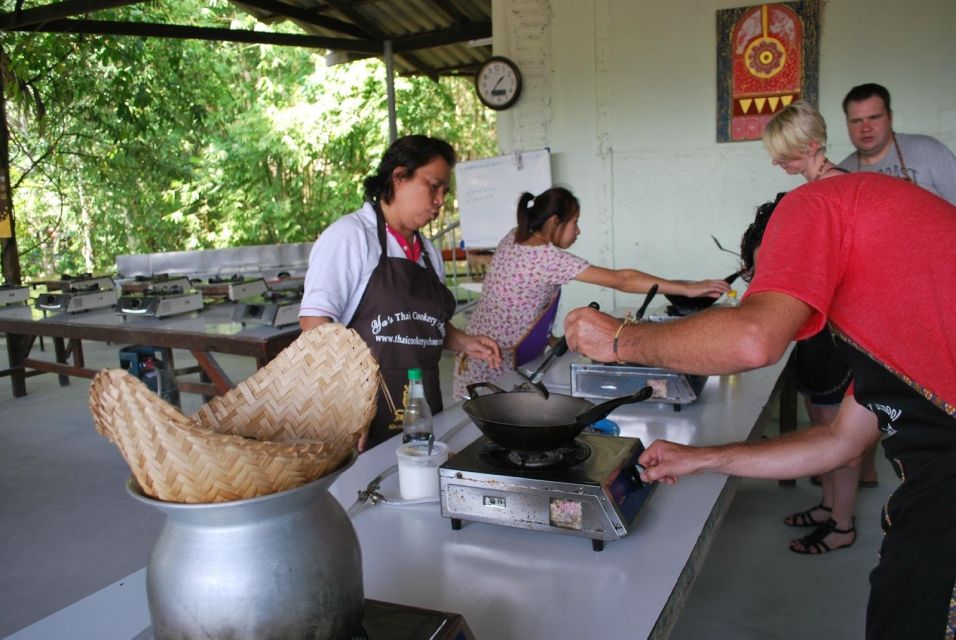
<box><xmin>232</xmin><ymin>0</ymin><xmax>492</xmax><ymax>78</ymax></box>
<box><xmin>0</xmin><ymin>0</ymin><xmax>492</xmax><ymax>79</ymax></box>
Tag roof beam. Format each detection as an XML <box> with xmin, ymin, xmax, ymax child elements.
<box><xmin>391</xmin><ymin>20</ymin><xmax>490</xmax><ymax>53</ymax></box>
<box><xmin>0</xmin><ymin>0</ymin><xmax>145</xmax><ymax>29</ymax></box>
<box><xmin>323</xmin><ymin>0</ymin><xmax>438</xmax><ymax>80</ymax></box>
<box><xmin>231</xmin><ymin>0</ymin><xmax>370</xmax><ymax>39</ymax></box>
<box><xmin>6</xmin><ymin>18</ymin><xmax>383</xmax><ymax>52</ymax></box>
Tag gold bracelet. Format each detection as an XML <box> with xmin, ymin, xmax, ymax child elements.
<box><xmin>612</xmin><ymin>312</ymin><xmax>636</xmax><ymax>364</ymax></box>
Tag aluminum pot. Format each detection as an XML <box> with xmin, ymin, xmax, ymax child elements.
<box><xmin>128</xmin><ymin>453</ymin><xmax>363</xmax><ymax>640</ymax></box>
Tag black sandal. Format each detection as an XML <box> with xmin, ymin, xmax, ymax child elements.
<box><xmin>790</xmin><ymin>518</ymin><xmax>856</xmax><ymax>555</ymax></box>
<box><xmin>783</xmin><ymin>504</ymin><xmax>831</xmax><ymax>527</ymax></box>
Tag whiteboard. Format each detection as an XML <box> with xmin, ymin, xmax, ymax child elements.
<box><xmin>455</xmin><ymin>148</ymin><xmax>552</xmax><ymax>249</ymax></box>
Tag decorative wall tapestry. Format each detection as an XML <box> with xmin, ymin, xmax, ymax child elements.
<box><xmin>716</xmin><ymin>1</ymin><xmax>820</xmax><ymax>142</ymax></box>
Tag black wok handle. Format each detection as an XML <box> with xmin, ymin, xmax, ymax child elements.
<box><xmin>528</xmin><ymin>301</ymin><xmax>600</xmax><ymax>383</ymax></box>
<box><xmin>465</xmin><ymin>381</ymin><xmax>507</xmax><ymax>400</ymax></box>
<box><xmin>635</xmin><ymin>285</ymin><xmax>658</xmax><ymax>321</ymax></box>
<box><xmin>574</xmin><ymin>385</ymin><xmax>654</xmax><ymax>427</ymax></box>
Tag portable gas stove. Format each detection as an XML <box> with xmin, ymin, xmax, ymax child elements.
<box><xmin>231</xmin><ymin>287</ymin><xmax>302</xmax><ymax>327</ymax></box>
<box><xmin>439</xmin><ymin>433</ymin><xmax>655</xmax><ymax>551</ymax></box>
<box><xmin>0</xmin><ymin>282</ymin><xmax>30</xmax><ymax>305</ymax></box>
<box><xmin>190</xmin><ymin>274</ymin><xmax>257</xmax><ymax>299</ymax></box>
<box><xmin>115</xmin><ymin>279</ymin><xmax>204</xmax><ymax>319</ymax></box>
<box><xmin>570</xmin><ymin>360</ymin><xmax>707</xmax><ymax>411</ymax></box>
<box><xmin>35</xmin><ymin>276</ymin><xmax>118</xmax><ymax>313</ymax></box>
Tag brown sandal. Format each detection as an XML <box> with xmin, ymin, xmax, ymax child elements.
<box><xmin>783</xmin><ymin>504</ymin><xmax>831</xmax><ymax>527</ymax></box>
<box><xmin>790</xmin><ymin>518</ymin><xmax>856</xmax><ymax>555</ymax></box>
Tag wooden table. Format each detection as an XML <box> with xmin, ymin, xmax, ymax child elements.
<box><xmin>0</xmin><ymin>303</ymin><xmax>300</xmax><ymax>398</ymax></box>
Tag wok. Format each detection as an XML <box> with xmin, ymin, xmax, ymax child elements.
<box><xmin>463</xmin><ymin>382</ymin><xmax>653</xmax><ymax>451</ymax></box>
<box><xmin>664</xmin><ymin>271</ymin><xmax>741</xmax><ymax>314</ymax></box>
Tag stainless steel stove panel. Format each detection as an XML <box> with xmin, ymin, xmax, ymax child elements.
<box><xmin>227</xmin><ymin>278</ymin><xmax>268</xmax><ymax>301</ymax></box>
<box><xmin>36</xmin><ymin>289</ymin><xmax>119</xmax><ymax>313</ymax></box>
<box><xmin>0</xmin><ymin>285</ymin><xmax>30</xmax><ymax>305</ymax></box>
<box><xmin>439</xmin><ymin>434</ymin><xmax>655</xmax><ymax>550</ymax></box>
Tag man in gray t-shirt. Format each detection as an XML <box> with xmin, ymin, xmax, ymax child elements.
<box><xmin>838</xmin><ymin>83</ymin><xmax>956</xmax><ymax>204</ymax></box>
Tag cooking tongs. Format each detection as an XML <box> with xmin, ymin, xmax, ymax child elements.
<box><xmin>517</xmin><ymin>301</ymin><xmax>600</xmax><ymax>399</ymax></box>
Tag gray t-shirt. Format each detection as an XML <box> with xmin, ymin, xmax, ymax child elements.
<box><xmin>839</xmin><ymin>132</ymin><xmax>956</xmax><ymax>204</ymax></box>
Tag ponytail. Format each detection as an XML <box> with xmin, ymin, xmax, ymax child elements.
<box><xmin>514</xmin><ymin>192</ymin><xmax>536</xmax><ymax>242</ymax></box>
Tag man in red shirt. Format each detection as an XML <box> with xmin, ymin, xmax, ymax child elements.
<box><xmin>564</xmin><ymin>172</ymin><xmax>956</xmax><ymax>639</ymax></box>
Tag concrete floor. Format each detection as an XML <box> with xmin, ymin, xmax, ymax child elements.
<box><xmin>0</xmin><ymin>334</ymin><xmax>896</xmax><ymax>639</ymax></box>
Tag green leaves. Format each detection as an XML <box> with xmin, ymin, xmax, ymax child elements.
<box><xmin>5</xmin><ymin>0</ymin><xmax>497</xmax><ymax>278</ymax></box>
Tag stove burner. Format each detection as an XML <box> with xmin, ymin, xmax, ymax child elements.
<box><xmin>145</xmin><ymin>284</ymin><xmax>184</xmax><ymax>296</ymax></box>
<box><xmin>208</xmin><ymin>274</ymin><xmax>244</xmax><ymax>284</ymax></box>
<box><xmin>480</xmin><ymin>440</ymin><xmax>591</xmax><ymax>470</ymax></box>
<box><xmin>263</xmin><ymin>288</ymin><xmax>303</xmax><ymax>302</ymax></box>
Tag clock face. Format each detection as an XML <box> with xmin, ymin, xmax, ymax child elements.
<box><xmin>475</xmin><ymin>56</ymin><xmax>522</xmax><ymax>110</ymax></box>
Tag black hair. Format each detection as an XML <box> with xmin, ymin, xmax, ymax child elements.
<box><xmin>514</xmin><ymin>186</ymin><xmax>580</xmax><ymax>243</ymax></box>
<box><xmin>362</xmin><ymin>135</ymin><xmax>456</xmax><ymax>205</ymax></box>
<box><xmin>739</xmin><ymin>192</ymin><xmax>788</xmax><ymax>282</ymax></box>
<box><xmin>842</xmin><ymin>83</ymin><xmax>892</xmax><ymax>116</ymax></box>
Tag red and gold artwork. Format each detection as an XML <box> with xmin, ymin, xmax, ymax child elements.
<box><xmin>716</xmin><ymin>1</ymin><xmax>820</xmax><ymax>143</ymax></box>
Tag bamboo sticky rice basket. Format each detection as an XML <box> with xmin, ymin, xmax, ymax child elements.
<box><xmin>90</xmin><ymin>324</ymin><xmax>378</xmax><ymax>503</ymax></box>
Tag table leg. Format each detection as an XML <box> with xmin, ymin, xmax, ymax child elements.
<box><xmin>191</xmin><ymin>350</ymin><xmax>234</xmax><ymax>399</ymax></box>
<box><xmin>53</xmin><ymin>338</ymin><xmax>71</xmax><ymax>386</ymax></box>
<box><xmin>4</xmin><ymin>333</ymin><xmax>35</xmax><ymax>397</ymax></box>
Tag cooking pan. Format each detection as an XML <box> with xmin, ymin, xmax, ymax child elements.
<box><xmin>463</xmin><ymin>382</ymin><xmax>653</xmax><ymax>451</ymax></box>
<box><xmin>664</xmin><ymin>271</ymin><xmax>741</xmax><ymax>315</ymax></box>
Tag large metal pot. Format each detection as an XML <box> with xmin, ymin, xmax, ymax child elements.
<box><xmin>463</xmin><ymin>382</ymin><xmax>652</xmax><ymax>450</ymax></box>
<box><xmin>128</xmin><ymin>453</ymin><xmax>363</xmax><ymax>640</ymax></box>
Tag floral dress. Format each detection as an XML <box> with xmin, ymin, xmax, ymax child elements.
<box><xmin>453</xmin><ymin>229</ymin><xmax>589</xmax><ymax>399</ymax></box>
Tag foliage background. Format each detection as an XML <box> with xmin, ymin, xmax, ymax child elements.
<box><xmin>2</xmin><ymin>0</ymin><xmax>498</xmax><ymax>278</ymax></box>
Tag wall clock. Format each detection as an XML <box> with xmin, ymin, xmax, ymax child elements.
<box><xmin>475</xmin><ymin>56</ymin><xmax>523</xmax><ymax>110</ymax></box>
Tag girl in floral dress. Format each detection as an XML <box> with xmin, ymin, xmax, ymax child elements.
<box><xmin>453</xmin><ymin>186</ymin><xmax>730</xmax><ymax>399</ymax></box>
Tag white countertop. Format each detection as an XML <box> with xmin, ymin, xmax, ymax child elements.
<box><xmin>331</xmin><ymin>356</ymin><xmax>786</xmax><ymax>640</ymax></box>
<box><xmin>11</xmin><ymin>353</ymin><xmax>788</xmax><ymax>640</ymax></box>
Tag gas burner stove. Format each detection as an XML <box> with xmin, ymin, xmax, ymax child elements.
<box><xmin>0</xmin><ymin>282</ymin><xmax>30</xmax><ymax>305</ymax></box>
<box><xmin>439</xmin><ymin>434</ymin><xmax>655</xmax><ymax>551</ymax></box>
<box><xmin>35</xmin><ymin>276</ymin><xmax>118</xmax><ymax>313</ymax></box>
<box><xmin>115</xmin><ymin>279</ymin><xmax>205</xmax><ymax>318</ymax></box>
<box><xmin>121</xmin><ymin>274</ymin><xmax>189</xmax><ymax>294</ymax></box>
<box><xmin>570</xmin><ymin>359</ymin><xmax>706</xmax><ymax>411</ymax></box>
<box><xmin>231</xmin><ymin>286</ymin><xmax>302</xmax><ymax>327</ymax></box>
<box><xmin>193</xmin><ymin>275</ymin><xmax>269</xmax><ymax>301</ymax></box>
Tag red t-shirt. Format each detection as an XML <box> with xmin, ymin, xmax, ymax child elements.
<box><xmin>745</xmin><ymin>172</ymin><xmax>956</xmax><ymax>412</ymax></box>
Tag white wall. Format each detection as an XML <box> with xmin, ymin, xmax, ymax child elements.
<box><xmin>493</xmin><ymin>0</ymin><xmax>956</xmax><ymax>322</ymax></box>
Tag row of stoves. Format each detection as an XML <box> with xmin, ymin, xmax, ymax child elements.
<box><xmin>4</xmin><ymin>274</ymin><xmax>302</xmax><ymax>326</ymax></box>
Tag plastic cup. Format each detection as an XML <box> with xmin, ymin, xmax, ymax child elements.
<box><xmin>395</xmin><ymin>441</ymin><xmax>449</xmax><ymax>500</ymax></box>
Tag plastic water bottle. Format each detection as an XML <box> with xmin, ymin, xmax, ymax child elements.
<box><xmin>402</xmin><ymin>368</ymin><xmax>433</xmax><ymax>443</ymax></box>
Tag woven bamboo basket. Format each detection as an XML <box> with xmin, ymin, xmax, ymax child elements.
<box><xmin>90</xmin><ymin>324</ymin><xmax>378</xmax><ymax>503</ymax></box>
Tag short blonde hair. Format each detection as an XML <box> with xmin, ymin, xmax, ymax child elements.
<box><xmin>762</xmin><ymin>100</ymin><xmax>827</xmax><ymax>161</ymax></box>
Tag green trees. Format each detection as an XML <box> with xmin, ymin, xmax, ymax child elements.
<box><xmin>2</xmin><ymin>0</ymin><xmax>497</xmax><ymax>278</ymax></box>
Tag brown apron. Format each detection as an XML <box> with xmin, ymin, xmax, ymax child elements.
<box><xmin>348</xmin><ymin>206</ymin><xmax>456</xmax><ymax>449</ymax></box>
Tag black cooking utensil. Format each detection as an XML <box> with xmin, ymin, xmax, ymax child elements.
<box><xmin>518</xmin><ymin>301</ymin><xmax>600</xmax><ymax>399</ymax></box>
<box><xmin>635</xmin><ymin>284</ymin><xmax>659</xmax><ymax>320</ymax></box>
<box><xmin>572</xmin><ymin>385</ymin><xmax>653</xmax><ymax>428</ymax></box>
